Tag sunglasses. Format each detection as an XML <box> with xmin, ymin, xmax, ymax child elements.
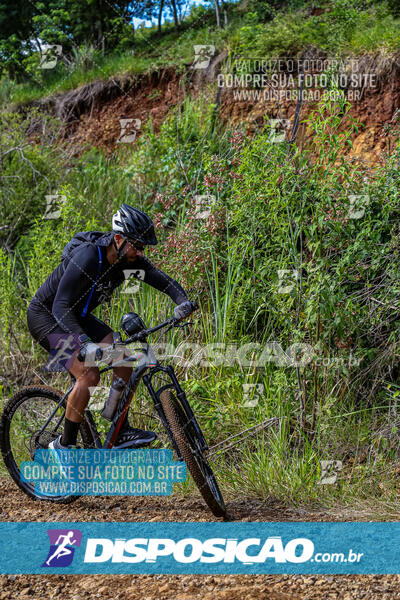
<box><xmin>127</xmin><ymin>239</ymin><xmax>146</xmax><ymax>252</ymax></box>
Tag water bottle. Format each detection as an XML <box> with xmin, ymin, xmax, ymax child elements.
<box><xmin>101</xmin><ymin>377</ymin><xmax>126</xmax><ymax>421</ymax></box>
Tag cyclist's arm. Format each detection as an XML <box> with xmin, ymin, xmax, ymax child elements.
<box><xmin>135</xmin><ymin>256</ymin><xmax>188</xmax><ymax>304</ymax></box>
<box><xmin>52</xmin><ymin>246</ymin><xmax>100</xmax><ymax>336</ymax></box>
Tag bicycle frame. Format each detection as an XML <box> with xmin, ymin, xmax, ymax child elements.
<box><xmin>82</xmin><ymin>340</ymin><xmax>209</xmax><ymax>455</ymax></box>
<box><xmin>34</xmin><ymin>318</ymin><xmax>207</xmax><ymax>456</ymax></box>
<box><xmin>4</xmin><ymin>309</ymin><xmax>226</xmax><ymax>515</ymax></box>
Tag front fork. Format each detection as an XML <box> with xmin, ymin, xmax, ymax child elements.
<box><xmin>143</xmin><ymin>365</ymin><xmax>208</xmax><ymax>453</ymax></box>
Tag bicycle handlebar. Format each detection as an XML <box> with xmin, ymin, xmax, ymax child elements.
<box><xmin>81</xmin><ymin>304</ymin><xmax>199</xmax><ymax>366</ymax></box>
<box><xmin>125</xmin><ymin>317</ymin><xmax>175</xmax><ymax>343</ymax></box>
<box><xmin>114</xmin><ymin>302</ymin><xmax>199</xmax><ymax>346</ymax></box>
<box><xmin>127</xmin><ymin>301</ymin><xmax>198</xmax><ymax>343</ymax></box>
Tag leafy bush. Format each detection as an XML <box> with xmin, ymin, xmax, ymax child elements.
<box><xmin>68</xmin><ymin>44</ymin><xmax>102</xmax><ymax>74</ymax></box>
<box><xmin>0</xmin><ymin>77</ymin><xmax>13</xmax><ymax>105</ymax></box>
<box><xmin>2</xmin><ymin>55</ymin><xmax>400</xmax><ymax>508</ymax></box>
<box><xmin>0</xmin><ymin>110</ymin><xmax>64</xmax><ymax>250</ymax></box>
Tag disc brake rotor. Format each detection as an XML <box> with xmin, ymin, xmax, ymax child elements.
<box><xmin>29</xmin><ymin>430</ymin><xmax>57</xmax><ymax>459</ymax></box>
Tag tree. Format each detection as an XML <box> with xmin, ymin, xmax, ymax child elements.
<box><xmin>0</xmin><ymin>0</ymin><xmax>35</xmax><ymax>80</ymax></box>
<box><xmin>0</xmin><ymin>0</ymin><xmax>160</xmax><ymax>79</ymax></box>
<box><xmin>215</xmin><ymin>0</ymin><xmax>221</xmax><ymax>28</ymax></box>
<box><xmin>169</xmin><ymin>0</ymin><xmax>179</xmax><ymax>28</ymax></box>
<box><xmin>158</xmin><ymin>0</ymin><xmax>164</xmax><ymax>33</ymax></box>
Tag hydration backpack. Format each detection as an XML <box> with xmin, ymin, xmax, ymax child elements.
<box><xmin>61</xmin><ymin>231</ymin><xmax>106</xmax><ymax>262</ymax></box>
<box><xmin>61</xmin><ymin>231</ymin><xmax>110</xmax><ymax>317</ymax></box>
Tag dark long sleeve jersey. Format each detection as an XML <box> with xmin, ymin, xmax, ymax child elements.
<box><xmin>31</xmin><ymin>231</ymin><xmax>188</xmax><ymax>336</ymax></box>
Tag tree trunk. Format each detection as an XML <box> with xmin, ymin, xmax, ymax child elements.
<box><xmin>158</xmin><ymin>0</ymin><xmax>164</xmax><ymax>33</ymax></box>
<box><xmin>170</xmin><ymin>0</ymin><xmax>179</xmax><ymax>28</ymax></box>
<box><xmin>215</xmin><ymin>0</ymin><xmax>221</xmax><ymax>29</ymax></box>
<box><xmin>221</xmin><ymin>0</ymin><xmax>228</xmax><ymax>27</ymax></box>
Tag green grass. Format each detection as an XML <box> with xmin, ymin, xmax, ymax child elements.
<box><xmin>349</xmin><ymin>13</ymin><xmax>400</xmax><ymax>52</ymax></box>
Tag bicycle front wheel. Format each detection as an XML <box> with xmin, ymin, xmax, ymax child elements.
<box><xmin>0</xmin><ymin>385</ymin><xmax>90</xmax><ymax>502</ymax></box>
<box><xmin>159</xmin><ymin>389</ymin><xmax>226</xmax><ymax>518</ymax></box>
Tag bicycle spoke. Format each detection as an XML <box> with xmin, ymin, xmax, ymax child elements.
<box><xmin>1</xmin><ymin>387</ymin><xmax>82</xmax><ymax>503</ymax></box>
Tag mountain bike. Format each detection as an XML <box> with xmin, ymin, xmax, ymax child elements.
<box><xmin>0</xmin><ymin>312</ymin><xmax>227</xmax><ymax>518</ymax></box>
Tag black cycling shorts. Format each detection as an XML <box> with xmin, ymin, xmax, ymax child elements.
<box><xmin>27</xmin><ymin>300</ymin><xmax>112</xmax><ymax>353</ymax></box>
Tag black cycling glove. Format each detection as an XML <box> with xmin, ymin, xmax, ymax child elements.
<box><xmin>173</xmin><ymin>300</ymin><xmax>198</xmax><ymax>321</ymax></box>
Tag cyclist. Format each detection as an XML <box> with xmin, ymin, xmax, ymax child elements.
<box><xmin>27</xmin><ymin>204</ymin><xmax>195</xmax><ymax>450</ymax></box>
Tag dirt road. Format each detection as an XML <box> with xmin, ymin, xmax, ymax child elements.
<box><xmin>1</xmin><ymin>477</ymin><xmax>399</xmax><ymax>600</ymax></box>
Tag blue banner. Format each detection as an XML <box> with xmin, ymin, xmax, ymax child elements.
<box><xmin>0</xmin><ymin>522</ymin><xmax>400</xmax><ymax>574</ymax></box>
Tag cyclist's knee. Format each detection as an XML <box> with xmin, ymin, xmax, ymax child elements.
<box><xmin>76</xmin><ymin>367</ymin><xmax>100</xmax><ymax>389</ymax></box>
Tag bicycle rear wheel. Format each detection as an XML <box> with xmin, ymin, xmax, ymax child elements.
<box><xmin>0</xmin><ymin>385</ymin><xmax>91</xmax><ymax>502</ymax></box>
<box><xmin>159</xmin><ymin>389</ymin><xmax>226</xmax><ymax>518</ymax></box>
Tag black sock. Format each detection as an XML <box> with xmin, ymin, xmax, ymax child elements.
<box><xmin>62</xmin><ymin>418</ymin><xmax>81</xmax><ymax>446</ymax></box>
